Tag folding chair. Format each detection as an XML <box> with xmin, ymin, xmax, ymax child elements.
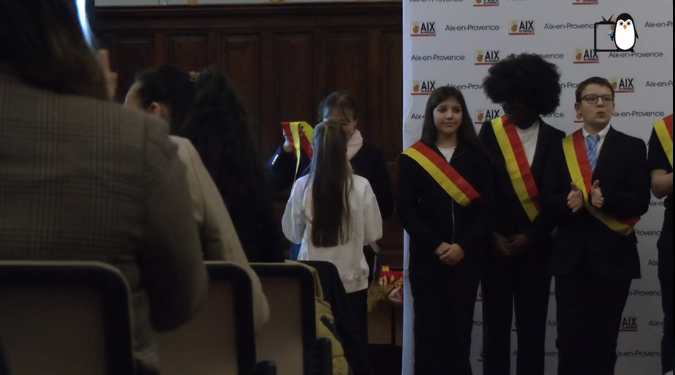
<box><xmin>0</xmin><ymin>260</ymin><xmax>134</xmax><ymax>375</ymax></box>
<box><xmin>155</xmin><ymin>261</ymin><xmax>275</xmax><ymax>375</ymax></box>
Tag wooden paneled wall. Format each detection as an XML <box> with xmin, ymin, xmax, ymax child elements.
<box><xmin>95</xmin><ymin>3</ymin><xmax>404</xmax><ymax>266</ymax></box>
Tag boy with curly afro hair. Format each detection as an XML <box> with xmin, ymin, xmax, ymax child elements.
<box><xmin>477</xmin><ymin>53</ymin><xmax>565</xmax><ymax>375</ymax></box>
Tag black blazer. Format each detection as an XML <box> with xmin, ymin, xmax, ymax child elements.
<box><xmin>648</xmin><ymin>126</ymin><xmax>673</xmax><ymax>232</ymax></box>
<box><xmin>266</xmin><ymin>143</ymin><xmax>395</xmax><ymax>219</ymax></box>
<box><xmin>542</xmin><ymin>127</ymin><xmax>651</xmax><ymax>280</ymax></box>
<box><xmin>397</xmin><ymin>142</ymin><xmax>495</xmax><ymax>277</ymax></box>
<box><xmin>479</xmin><ymin>118</ymin><xmax>565</xmax><ymax>250</ymax></box>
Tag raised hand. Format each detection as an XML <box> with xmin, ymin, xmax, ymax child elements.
<box><xmin>568</xmin><ymin>182</ymin><xmax>585</xmax><ymax>213</ymax></box>
<box><xmin>591</xmin><ymin>180</ymin><xmax>604</xmax><ymax>209</ymax></box>
<box><xmin>282</xmin><ymin>126</ymin><xmax>306</xmax><ymax>153</ymax></box>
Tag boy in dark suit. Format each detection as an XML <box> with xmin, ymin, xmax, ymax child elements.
<box><xmin>478</xmin><ymin>53</ymin><xmax>565</xmax><ymax>375</ymax></box>
<box><xmin>542</xmin><ymin>76</ymin><xmax>651</xmax><ymax>375</ymax></box>
<box><xmin>648</xmin><ymin>114</ymin><xmax>673</xmax><ymax>375</ymax></box>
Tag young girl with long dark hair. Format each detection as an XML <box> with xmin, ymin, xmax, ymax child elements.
<box><xmin>398</xmin><ymin>86</ymin><xmax>495</xmax><ymax>374</ymax></box>
<box><xmin>282</xmin><ymin>120</ymin><xmax>383</xmax><ymax>348</ymax></box>
<box><xmin>268</xmin><ymin>91</ymin><xmax>394</xmax><ymax>269</ymax></box>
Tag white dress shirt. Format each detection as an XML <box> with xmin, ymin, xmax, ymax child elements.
<box><xmin>438</xmin><ymin>146</ymin><xmax>456</xmax><ymax>163</ymax></box>
<box><xmin>282</xmin><ymin>174</ymin><xmax>383</xmax><ymax>293</ymax></box>
<box><xmin>516</xmin><ymin>120</ymin><xmax>540</xmax><ymax>165</ymax></box>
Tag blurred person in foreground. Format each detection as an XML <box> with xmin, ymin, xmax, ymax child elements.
<box><xmin>0</xmin><ymin>2</ymin><xmax>208</xmax><ymax>374</ymax></box>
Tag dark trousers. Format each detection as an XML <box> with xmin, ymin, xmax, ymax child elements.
<box><xmin>555</xmin><ymin>254</ymin><xmax>631</xmax><ymax>375</ymax></box>
<box><xmin>658</xmin><ymin>230</ymin><xmax>673</xmax><ymax>375</ymax></box>
<box><xmin>410</xmin><ymin>265</ymin><xmax>479</xmax><ymax>375</ymax></box>
<box><xmin>346</xmin><ymin>288</ymin><xmax>369</xmax><ymax>346</ymax></box>
<box><xmin>302</xmin><ymin>260</ymin><xmax>372</xmax><ymax>375</ymax></box>
<box><xmin>481</xmin><ymin>253</ymin><xmax>551</xmax><ymax>375</ymax></box>
<box><xmin>0</xmin><ymin>340</ymin><xmax>8</xmax><ymax>375</ymax></box>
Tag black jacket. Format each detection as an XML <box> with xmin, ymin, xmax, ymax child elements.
<box><xmin>478</xmin><ymin>118</ymin><xmax>565</xmax><ymax>251</ymax></box>
<box><xmin>542</xmin><ymin>127</ymin><xmax>651</xmax><ymax>279</ymax></box>
<box><xmin>226</xmin><ymin>191</ymin><xmax>286</xmax><ymax>263</ymax></box>
<box><xmin>266</xmin><ymin>143</ymin><xmax>395</xmax><ymax>220</ymax></box>
<box><xmin>648</xmin><ymin>125</ymin><xmax>673</xmax><ymax>233</ymax></box>
<box><xmin>397</xmin><ymin>142</ymin><xmax>495</xmax><ymax>277</ymax></box>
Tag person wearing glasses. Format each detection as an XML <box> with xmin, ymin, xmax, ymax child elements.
<box><xmin>542</xmin><ymin>77</ymin><xmax>651</xmax><ymax>375</ymax></box>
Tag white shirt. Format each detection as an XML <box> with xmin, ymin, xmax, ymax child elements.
<box><xmin>516</xmin><ymin>121</ymin><xmax>540</xmax><ymax>165</ymax></box>
<box><xmin>582</xmin><ymin>124</ymin><xmax>611</xmax><ymax>155</ymax></box>
<box><xmin>282</xmin><ymin>174</ymin><xmax>383</xmax><ymax>293</ymax></box>
<box><xmin>438</xmin><ymin>146</ymin><xmax>456</xmax><ymax>162</ymax></box>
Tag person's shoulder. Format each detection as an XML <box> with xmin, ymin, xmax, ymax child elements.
<box><xmin>72</xmin><ymin>94</ymin><xmax>171</xmax><ymax>138</ymax></box>
<box><xmin>481</xmin><ymin>119</ymin><xmax>495</xmax><ymax>132</ymax></box>
<box><xmin>294</xmin><ymin>174</ymin><xmax>310</xmax><ymax>189</ymax></box>
<box><xmin>607</xmin><ymin>128</ymin><xmax>646</xmax><ymax>157</ymax></box>
<box><xmin>360</xmin><ymin>142</ymin><xmax>384</xmax><ymax>156</ymax></box>
<box><xmin>540</xmin><ymin>120</ymin><xmax>566</xmax><ymax>139</ymax></box>
<box><xmin>352</xmin><ymin>174</ymin><xmax>371</xmax><ymax>187</ymax></box>
<box><xmin>470</xmin><ymin>146</ymin><xmax>494</xmax><ymax>167</ymax></box>
<box><xmin>397</xmin><ymin>145</ymin><xmax>417</xmax><ymax>164</ymax></box>
<box><xmin>351</xmin><ymin>175</ymin><xmax>376</xmax><ymax>197</ymax></box>
<box><xmin>611</xmin><ymin>127</ymin><xmax>645</xmax><ymax>147</ymax></box>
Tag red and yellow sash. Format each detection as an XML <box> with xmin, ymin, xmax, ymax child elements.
<box><xmin>562</xmin><ymin>130</ymin><xmax>640</xmax><ymax>235</ymax></box>
<box><xmin>491</xmin><ymin>116</ymin><xmax>541</xmax><ymax>222</ymax></box>
<box><xmin>402</xmin><ymin>141</ymin><xmax>480</xmax><ymax>206</ymax></box>
<box><xmin>653</xmin><ymin>114</ymin><xmax>673</xmax><ymax>167</ymax></box>
<box><xmin>282</xmin><ymin>121</ymin><xmax>314</xmax><ymax>184</ymax></box>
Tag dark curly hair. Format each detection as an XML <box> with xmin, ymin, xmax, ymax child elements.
<box><xmin>482</xmin><ymin>53</ymin><xmax>562</xmax><ymax>116</ymax></box>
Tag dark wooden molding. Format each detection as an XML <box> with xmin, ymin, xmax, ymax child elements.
<box><xmin>96</xmin><ymin>2</ymin><xmax>404</xmax><ymax>266</ymax></box>
<box><xmin>96</xmin><ymin>3</ymin><xmax>401</xmax><ymax>19</ymax></box>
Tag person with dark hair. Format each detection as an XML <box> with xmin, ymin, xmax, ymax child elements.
<box><xmin>282</xmin><ymin>120</ymin><xmax>383</xmax><ymax>357</ymax></box>
<box><xmin>0</xmin><ymin>2</ymin><xmax>209</xmax><ymax>375</ymax></box>
<box><xmin>478</xmin><ymin>53</ymin><xmax>565</xmax><ymax>375</ymax></box>
<box><xmin>648</xmin><ymin>114</ymin><xmax>673</xmax><ymax>375</ymax></box>
<box><xmin>267</xmin><ymin>91</ymin><xmax>394</xmax><ymax>265</ymax></box>
<box><xmin>398</xmin><ymin>86</ymin><xmax>495</xmax><ymax>374</ymax></box>
<box><xmin>125</xmin><ymin>66</ymin><xmax>285</xmax><ymax>264</ymax></box>
<box><xmin>542</xmin><ymin>76</ymin><xmax>651</xmax><ymax>375</ymax></box>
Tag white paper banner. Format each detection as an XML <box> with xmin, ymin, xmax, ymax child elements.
<box><xmin>401</xmin><ymin>1</ymin><xmax>673</xmax><ymax>374</ymax></box>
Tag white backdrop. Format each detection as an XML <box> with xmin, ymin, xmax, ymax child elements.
<box><xmin>401</xmin><ymin>1</ymin><xmax>673</xmax><ymax>374</ymax></box>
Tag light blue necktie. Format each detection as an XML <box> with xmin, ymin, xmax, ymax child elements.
<box><xmin>587</xmin><ymin>135</ymin><xmax>601</xmax><ymax>172</ymax></box>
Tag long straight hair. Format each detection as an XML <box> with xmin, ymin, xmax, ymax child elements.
<box><xmin>420</xmin><ymin>86</ymin><xmax>484</xmax><ymax>152</ymax></box>
<box><xmin>0</xmin><ymin>0</ymin><xmax>108</xmax><ymax>100</ymax></box>
<box><xmin>308</xmin><ymin>121</ymin><xmax>353</xmax><ymax>247</ymax></box>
